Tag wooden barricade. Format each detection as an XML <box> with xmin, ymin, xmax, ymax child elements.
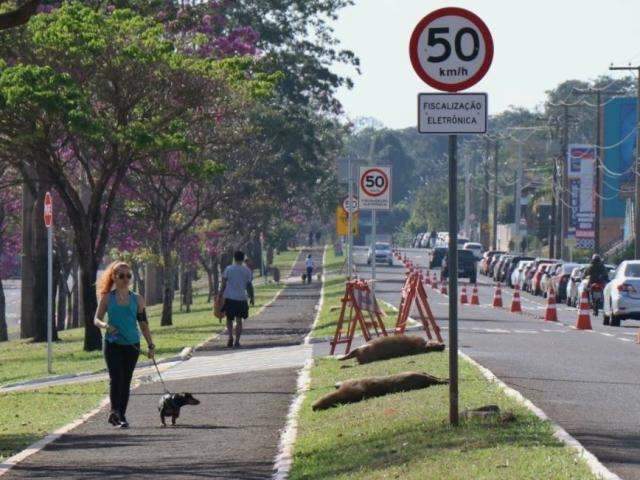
<box><xmin>330</xmin><ymin>279</ymin><xmax>388</xmax><ymax>355</ymax></box>
<box><xmin>395</xmin><ymin>272</ymin><xmax>443</xmax><ymax>344</ymax></box>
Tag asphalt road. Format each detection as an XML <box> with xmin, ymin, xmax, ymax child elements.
<box><xmin>354</xmin><ymin>246</ymin><xmax>640</xmax><ymax>480</ymax></box>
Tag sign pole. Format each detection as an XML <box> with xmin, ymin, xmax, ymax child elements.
<box><xmin>448</xmin><ymin>134</ymin><xmax>459</xmax><ymax>426</ymax></box>
<box><xmin>371</xmin><ymin>209</ymin><xmax>376</xmax><ymax>295</ymax></box>
<box><xmin>46</xmin><ymin>200</ymin><xmax>53</xmax><ymax>374</ymax></box>
<box><xmin>347</xmin><ymin>157</ymin><xmax>353</xmax><ymax>278</ymax></box>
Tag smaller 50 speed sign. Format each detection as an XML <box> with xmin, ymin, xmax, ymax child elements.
<box><xmin>359</xmin><ymin>166</ymin><xmax>391</xmax><ymax>210</ymax></box>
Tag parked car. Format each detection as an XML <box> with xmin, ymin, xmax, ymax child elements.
<box><xmin>412</xmin><ymin>233</ymin><xmax>424</xmax><ymax>248</ymax></box>
<box><xmin>463</xmin><ymin>242</ymin><xmax>483</xmax><ymax>260</ymax></box>
<box><xmin>429</xmin><ymin>247</ymin><xmax>448</xmax><ymax>268</ymax></box>
<box><xmin>532</xmin><ymin>262</ymin><xmax>555</xmax><ymax>295</ymax></box>
<box><xmin>480</xmin><ymin>250</ymin><xmax>504</xmax><ymax>275</ymax></box>
<box><xmin>603</xmin><ymin>261</ymin><xmax>640</xmax><ymax>326</ymax></box>
<box><xmin>566</xmin><ymin>265</ymin><xmax>588</xmax><ymax>306</ymax></box>
<box><xmin>512</xmin><ymin>260</ymin><xmax>533</xmax><ymax>290</ymax></box>
<box><xmin>523</xmin><ymin>258</ymin><xmax>553</xmax><ymax>293</ymax></box>
<box><xmin>540</xmin><ymin>263</ymin><xmax>562</xmax><ymax>297</ymax></box>
<box><xmin>549</xmin><ymin>262</ymin><xmax>579</xmax><ymax>302</ymax></box>
<box><xmin>419</xmin><ymin>232</ymin><xmax>430</xmax><ymax>248</ymax></box>
<box><xmin>367</xmin><ymin>242</ymin><xmax>393</xmax><ymax>266</ymax></box>
<box><xmin>504</xmin><ymin>256</ymin><xmax>535</xmax><ymax>287</ymax></box>
<box><xmin>494</xmin><ymin>254</ymin><xmax>513</xmax><ymax>283</ymax></box>
<box><xmin>488</xmin><ymin>253</ymin><xmax>505</xmax><ymax>278</ymax></box>
<box><xmin>442</xmin><ymin>249</ymin><xmax>478</xmax><ymax>284</ymax></box>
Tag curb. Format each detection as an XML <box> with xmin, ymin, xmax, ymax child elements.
<box><xmin>272</xmin><ymin>245</ymin><xmax>327</xmax><ymax>480</ymax></box>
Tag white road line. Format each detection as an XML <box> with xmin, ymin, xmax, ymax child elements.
<box><xmin>619</xmin><ymin>338</ymin><xmax>633</xmax><ymax>342</ymax></box>
<box><xmin>514</xmin><ymin>329</ymin><xmax>539</xmax><ymax>334</ymax></box>
<box><xmin>600</xmin><ymin>332</ymin><xmax>614</xmax><ymax>337</ymax></box>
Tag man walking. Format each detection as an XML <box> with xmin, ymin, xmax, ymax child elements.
<box><xmin>305</xmin><ymin>254</ymin><xmax>314</xmax><ymax>284</ymax></box>
<box><xmin>220</xmin><ymin>250</ymin><xmax>255</xmax><ymax>348</ymax></box>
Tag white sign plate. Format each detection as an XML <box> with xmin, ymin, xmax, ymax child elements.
<box><xmin>359</xmin><ymin>166</ymin><xmax>391</xmax><ymax>210</ymax></box>
<box><xmin>341</xmin><ymin>195</ymin><xmax>359</xmax><ymax>214</ymax></box>
<box><xmin>418</xmin><ymin>92</ymin><xmax>487</xmax><ymax>134</ymax></box>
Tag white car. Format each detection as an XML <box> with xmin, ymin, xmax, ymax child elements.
<box><xmin>566</xmin><ymin>265</ymin><xmax>587</xmax><ymax>307</ymax></box>
<box><xmin>603</xmin><ymin>261</ymin><xmax>640</xmax><ymax>326</ymax></box>
<box><xmin>367</xmin><ymin>242</ymin><xmax>393</xmax><ymax>266</ymax></box>
<box><xmin>463</xmin><ymin>242</ymin><xmax>483</xmax><ymax>260</ymax></box>
<box><xmin>512</xmin><ymin>260</ymin><xmax>532</xmax><ymax>289</ymax></box>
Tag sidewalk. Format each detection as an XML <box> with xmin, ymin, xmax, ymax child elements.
<box><xmin>1</xmin><ymin>248</ymin><xmax>324</xmax><ymax>480</ymax></box>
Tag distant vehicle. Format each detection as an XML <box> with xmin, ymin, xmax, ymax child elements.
<box><xmin>512</xmin><ymin>260</ymin><xmax>533</xmax><ymax>290</ymax></box>
<box><xmin>367</xmin><ymin>242</ymin><xmax>393</xmax><ymax>266</ymax></box>
<box><xmin>419</xmin><ymin>232</ymin><xmax>430</xmax><ymax>248</ymax></box>
<box><xmin>429</xmin><ymin>247</ymin><xmax>448</xmax><ymax>269</ymax></box>
<box><xmin>456</xmin><ymin>237</ymin><xmax>470</xmax><ymax>248</ymax></box>
<box><xmin>480</xmin><ymin>251</ymin><xmax>505</xmax><ymax>275</ymax></box>
<box><xmin>522</xmin><ymin>258</ymin><xmax>554</xmax><ymax>293</ymax></box>
<box><xmin>540</xmin><ymin>263</ymin><xmax>561</xmax><ymax>297</ymax></box>
<box><xmin>532</xmin><ymin>262</ymin><xmax>555</xmax><ymax>296</ymax></box>
<box><xmin>493</xmin><ymin>254</ymin><xmax>513</xmax><ymax>282</ymax></box>
<box><xmin>463</xmin><ymin>242</ymin><xmax>483</xmax><ymax>260</ymax></box>
<box><xmin>412</xmin><ymin>233</ymin><xmax>424</xmax><ymax>248</ymax></box>
<box><xmin>566</xmin><ymin>265</ymin><xmax>588</xmax><ymax>306</ymax></box>
<box><xmin>549</xmin><ymin>262</ymin><xmax>579</xmax><ymax>302</ymax></box>
<box><xmin>488</xmin><ymin>253</ymin><xmax>505</xmax><ymax>278</ymax></box>
<box><xmin>441</xmin><ymin>249</ymin><xmax>478</xmax><ymax>284</ymax></box>
<box><xmin>603</xmin><ymin>261</ymin><xmax>640</xmax><ymax>326</ymax></box>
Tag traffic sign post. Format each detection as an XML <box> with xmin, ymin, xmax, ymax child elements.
<box><xmin>44</xmin><ymin>192</ymin><xmax>53</xmax><ymax>374</ymax></box>
<box><xmin>410</xmin><ymin>6</ymin><xmax>493</xmax><ymax>427</ymax></box>
<box><xmin>359</xmin><ymin>166</ymin><xmax>391</xmax><ymax>296</ymax></box>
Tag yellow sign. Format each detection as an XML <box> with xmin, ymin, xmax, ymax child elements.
<box><xmin>336</xmin><ymin>207</ymin><xmax>359</xmax><ymax>236</ymax></box>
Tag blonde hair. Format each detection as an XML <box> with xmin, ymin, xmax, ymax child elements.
<box><xmin>97</xmin><ymin>261</ymin><xmax>131</xmax><ymax>295</ymax></box>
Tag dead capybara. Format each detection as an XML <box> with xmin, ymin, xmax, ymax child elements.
<box><xmin>338</xmin><ymin>335</ymin><xmax>445</xmax><ymax>365</ymax></box>
<box><xmin>312</xmin><ymin>371</ymin><xmax>448</xmax><ymax>410</ymax></box>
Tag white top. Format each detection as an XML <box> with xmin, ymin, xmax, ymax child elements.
<box><xmin>222</xmin><ymin>264</ymin><xmax>253</xmax><ymax>301</ymax></box>
<box><xmin>305</xmin><ymin>258</ymin><xmax>314</xmax><ymax>269</ymax></box>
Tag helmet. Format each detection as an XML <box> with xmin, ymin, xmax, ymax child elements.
<box><xmin>591</xmin><ymin>254</ymin><xmax>602</xmax><ymax>263</ymax></box>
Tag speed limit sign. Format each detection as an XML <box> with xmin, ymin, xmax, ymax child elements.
<box><xmin>341</xmin><ymin>195</ymin><xmax>359</xmax><ymax>214</ymax></box>
<box><xmin>409</xmin><ymin>7</ymin><xmax>493</xmax><ymax>92</ymax></box>
<box><xmin>359</xmin><ymin>166</ymin><xmax>391</xmax><ymax>210</ymax></box>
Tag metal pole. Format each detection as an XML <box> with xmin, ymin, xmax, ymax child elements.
<box><xmin>464</xmin><ymin>153</ymin><xmax>470</xmax><ymax>239</ymax></box>
<box><xmin>448</xmin><ymin>134</ymin><xmax>459</xmax><ymax>426</ymax></box>
<box><xmin>595</xmin><ymin>91</ymin><xmax>602</xmax><ymax>254</ymax></box>
<box><xmin>550</xmin><ymin>157</ymin><xmax>557</xmax><ymax>258</ymax></box>
<box><xmin>492</xmin><ymin>141</ymin><xmax>499</xmax><ymax>250</ymax></box>
<box><xmin>371</xmin><ymin>209</ymin><xmax>376</xmax><ymax>296</ymax></box>
<box><xmin>347</xmin><ymin>157</ymin><xmax>353</xmax><ymax>278</ymax></box>
<box><xmin>560</xmin><ymin>104</ymin><xmax>569</xmax><ymax>260</ymax></box>
<box><xmin>515</xmin><ymin>143</ymin><xmax>522</xmax><ymax>246</ymax></box>
<box><xmin>47</xmin><ymin>224</ymin><xmax>53</xmax><ymax>374</ymax></box>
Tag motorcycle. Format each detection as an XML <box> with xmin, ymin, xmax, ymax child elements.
<box><xmin>589</xmin><ymin>282</ymin><xmax>604</xmax><ymax>317</ymax></box>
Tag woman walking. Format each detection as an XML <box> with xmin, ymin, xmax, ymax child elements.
<box><xmin>94</xmin><ymin>261</ymin><xmax>156</xmax><ymax>428</ymax></box>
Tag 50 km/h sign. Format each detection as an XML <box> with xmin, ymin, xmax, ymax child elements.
<box><xmin>359</xmin><ymin>167</ymin><xmax>391</xmax><ymax>210</ymax></box>
<box><xmin>409</xmin><ymin>7</ymin><xmax>493</xmax><ymax>92</ymax></box>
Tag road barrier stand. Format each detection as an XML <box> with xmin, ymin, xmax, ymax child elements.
<box><xmin>575</xmin><ymin>290</ymin><xmax>593</xmax><ymax>330</ymax></box>
<box><xmin>543</xmin><ymin>287</ymin><xmax>557</xmax><ymax>321</ymax></box>
<box><xmin>330</xmin><ymin>279</ymin><xmax>388</xmax><ymax>355</ymax></box>
<box><xmin>470</xmin><ymin>285</ymin><xmax>480</xmax><ymax>305</ymax></box>
<box><xmin>395</xmin><ymin>271</ymin><xmax>444</xmax><ymax>344</ymax></box>
<box><xmin>460</xmin><ymin>285</ymin><xmax>468</xmax><ymax>304</ymax></box>
<box><xmin>492</xmin><ymin>283</ymin><xmax>503</xmax><ymax>308</ymax></box>
<box><xmin>511</xmin><ymin>284</ymin><xmax>523</xmax><ymax>313</ymax></box>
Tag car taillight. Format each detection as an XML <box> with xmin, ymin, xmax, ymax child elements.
<box><xmin>617</xmin><ymin>283</ymin><xmax>636</xmax><ymax>293</ymax></box>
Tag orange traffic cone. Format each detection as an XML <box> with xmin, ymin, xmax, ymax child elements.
<box><xmin>440</xmin><ymin>280</ymin><xmax>448</xmax><ymax>295</ymax></box>
<box><xmin>575</xmin><ymin>290</ymin><xmax>592</xmax><ymax>330</ymax></box>
<box><xmin>492</xmin><ymin>283</ymin><xmax>503</xmax><ymax>308</ymax></box>
<box><xmin>543</xmin><ymin>287</ymin><xmax>557</xmax><ymax>321</ymax></box>
<box><xmin>470</xmin><ymin>285</ymin><xmax>480</xmax><ymax>305</ymax></box>
<box><xmin>460</xmin><ymin>285</ymin><xmax>468</xmax><ymax>304</ymax></box>
<box><xmin>511</xmin><ymin>284</ymin><xmax>523</xmax><ymax>313</ymax></box>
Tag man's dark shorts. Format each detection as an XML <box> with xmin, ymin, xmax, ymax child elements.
<box><xmin>222</xmin><ymin>298</ymin><xmax>249</xmax><ymax>320</ymax></box>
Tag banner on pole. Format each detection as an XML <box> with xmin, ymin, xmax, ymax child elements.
<box><xmin>567</xmin><ymin>145</ymin><xmax>596</xmax><ymax>248</ymax></box>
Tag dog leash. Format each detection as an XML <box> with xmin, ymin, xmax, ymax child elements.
<box><xmin>151</xmin><ymin>356</ymin><xmax>172</xmax><ymax>395</ymax></box>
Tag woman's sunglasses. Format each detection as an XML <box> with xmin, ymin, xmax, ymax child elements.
<box><xmin>117</xmin><ymin>272</ymin><xmax>132</xmax><ymax>280</ymax></box>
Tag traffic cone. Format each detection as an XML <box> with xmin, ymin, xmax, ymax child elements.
<box><xmin>460</xmin><ymin>285</ymin><xmax>468</xmax><ymax>304</ymax></box>
<box><xmin>492</xmin><ymin>283</ymin><xmax>503</xmax><ymax>308</ymax></box>
<box><xmin>543</xmin><ymin>287</ymin><xmax>557</xmax><ymax>321</ymax></box>
<box><xmin>440</xmin><ymin>280</ymin><xmax>448</xmax><ymax>295</ymax></box>
<box><xmin>470</xmin><ymin>285</ymin><xmax>480</xmax><ymax>305</ymax></box>
<box><xmin>511</xmin><ymin>284</ymin><xmax>523</xmax><ymax>313</ymax></box>
<box><xmin>575</xmin><ymin>290</ymin><xmax>593</xmax><ymax>330</ymax></box>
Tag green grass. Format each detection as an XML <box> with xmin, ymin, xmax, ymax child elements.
<box><xmin>0</xmin><ymin>380</ymin><xmax>107</xmax><ymax>463</ymax></box>
<box><xmin>312</xmin><ymin>247</ymin><xmax>396</xmax><ymax>339</ymax></box>
<box><xmin>289</xmin><ymin>352</ymin><xmax>597</xmax><ymax>480</ymax></box>
<box><xmin>0</xmin><ymin>250</ymin><xmax>300</xmax><ymax>387</ymax></box>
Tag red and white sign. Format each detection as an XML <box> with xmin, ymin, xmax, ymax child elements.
<box><xmin>359</xmin><ymin>167</ymin><xmax>391</xmax><ymax>210</ymax></box>
<box><xmin>341</xmin><ymin>195</ymin><xmax>359</xmax><ymax>214</ymax></box>
<box><xmin>43</xmin><ymin>192</ymin><xmax>53</xmax><ymax>228</ymax></box>
<box><xmin>409</xmin><ymin>7</ymin><xmax>493</xmax><ymax>92</ymax></box>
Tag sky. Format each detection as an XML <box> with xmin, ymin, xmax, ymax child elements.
<box><xmin>332</xmin><ymin>0</ymin><xmax>640</xmax><ymax>129</ymax></box>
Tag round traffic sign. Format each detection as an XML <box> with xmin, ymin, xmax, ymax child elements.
<box><xmin>44</xmin><ymin>191</ymin><xmax>53</xmax><ymax>228</ymax></box>
<box><xmin>409</xmin><ymin>7</ymin><xmax>493</xmax><ymax>92</ymax></box>
<box><xmin>341</xmin><ymin>195</ymin><xmax>359</xmax><ymax>214</ymax></box>
<box><xmin>360</xmin><ymin>168</ymin><xmax>389</xmax><ymax>198</ymax></box>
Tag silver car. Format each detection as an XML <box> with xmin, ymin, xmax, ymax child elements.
<box><xmin>367</xmin><ymin>242</ymin><xmax>393</xmax><ymax>266</ymax></box>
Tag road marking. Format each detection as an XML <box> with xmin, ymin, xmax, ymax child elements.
<box><xmin>619</xmin><ymin>338</ymin><xmax>633</xmax><ymax>342</ymax></box>
<box><xmin>484</xmin><ymin>328</ymin><xmax>511</xmax><ymax>333</ymax></box>
<box><xmin>599</xmin><ymin>332</ymin><xmax>614</xmax><ymax>337</ymax></box>
<box><xmin>514</xmin><ymin>329</ymin><xmax>538</xmax><ymax>334</ymax></box>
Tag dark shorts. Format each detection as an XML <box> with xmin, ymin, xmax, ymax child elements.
<box><xmin>222</xmin><ymin>298</ymin><xmax>249</xmax><ymax>320</ymax></box>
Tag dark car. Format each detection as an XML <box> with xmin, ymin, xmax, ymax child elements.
<box><xmin>442</xmin><ymin>249</ymin><xmax>478</xmax><ymax>284</ymax></box>
<box><xmin>504</xmin><ymin>256</ymin><xmax>535</xmax><ymax>287</ymax></box>
<box><xmin>488</xmin><ymin>253</ymin><xmax>504</xmax><ymax>278</ymax></box>
<box><xmin>429</xmin><ymin>247</ymin><xmax>448</xmax><ymax>268</ymax></box>
<box><xmin>494</xmin><ymin>254</ymin><xmax>514</xmax><ymax>282</ymax></box>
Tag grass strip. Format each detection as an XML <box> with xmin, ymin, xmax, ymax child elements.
<box><xmin>0</xmin><ymin>250</ymin><xmax>299</xmax><ymax>386</ymax></box>
<box><xmin>289</xmin><ymin>351</ymin><xmax>597</xmax><ymax>480</ymax></box>
<box><xmin>0</xmin><ymin>380</ymin><xmax>107</xmax><ymax>463</ymax></box>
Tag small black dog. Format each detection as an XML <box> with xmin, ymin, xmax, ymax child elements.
<box><xmin>158</xmin><ymin>393</ymin><xmax>200</xmax><ymax>427</ymax></box>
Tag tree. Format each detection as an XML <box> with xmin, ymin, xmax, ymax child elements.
<box><xmin>0</xmin><ymin>172</ymin><xmax>21</xmax><ymax>342</ymax></box>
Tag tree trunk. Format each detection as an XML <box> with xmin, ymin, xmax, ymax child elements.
<box><xmin>206</xmin><ymin>269</ymin><xmax>213</xmax><ymax>303</ymax></box>
<box><xmin>213</xmin><ymin>256</ymin><xmax>220</xmax><ymax>296</ymax></box>
<box><xmin>78</xmin><ymin>254</ymin><xmax>101</xmax><ymax>351</ymax></box>
<box><xmin>160</xmin><ymin>234</ymin><xmax>174</xmax><ymax>326</ymax></box>
<box><xmin>30</xmin><ymin>192</ymin><xmax>48</xmax><ymax>342</ymax></box>
<box><xmin>185</xmin><ymin>270</ymin><xmax>192</xmax><ymax>313</ymax></box>
<box><xmin>20</xmin><ymin>183</ymin><xmax>35</xmax><ymax>338</ymax></box>
<box><xmin>56</xmin><ymin>270</ymin><xmax>67</xmax><ymax>331</ymax></box>
<box><xmin>70</xmin><ymin>261</ymin><xmax>79</xmax><ymax>328</ymax></box>
<box><xmin>0</xmin><ymin>278</ymin><xmax>7</xmax><ymax>342</ymax></box>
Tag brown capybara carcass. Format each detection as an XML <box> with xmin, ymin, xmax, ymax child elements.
<box><xmin>338</xmin><ymin>335</ymin><xmax>445</xmax><ymax>365</ymax></box>
<box><xmin>312</xmin><ymin>371</ymin><xmax>448</xmax><ymax>410</ymax></box>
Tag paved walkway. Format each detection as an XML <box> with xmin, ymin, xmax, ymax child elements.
<box><xmin>2</xmin><ymin>248</ymin><xmax>323</xmax><ymax>480</ymax></box>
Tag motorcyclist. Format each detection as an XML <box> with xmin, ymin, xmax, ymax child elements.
<box><xmin>584</xmin><ymin>254</ymin><xmax>608</xmax><ymax>286</ymax></box>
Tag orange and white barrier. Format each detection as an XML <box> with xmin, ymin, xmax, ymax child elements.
<box><xmin>543</xmin><ymin>287</ymin><xmax>557</xmax><ymax>321</ymax></box>
<box><xmin>460</xmin><ymin>285</ymin><xmax>468</xmax><ymax>304</ymax></box>
<box><xmin>511</xmin><ymin>284</ymin><xmax>523</xmax><ymax>313</ymax></box>
<box><xmin>470</xmin><ymin>285</ymin><xmax>480</xmax><ymax>305</ymax></box>
<box><xmin>492</xmin><ymin>283</ymin><xmax>503</xmax><ymax>308</ymax></box>
<box><xmin>575</xmin><ymin>290</ymin><xmax>592</xmax><ymax>330</ymax></box>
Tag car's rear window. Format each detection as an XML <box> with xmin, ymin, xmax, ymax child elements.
<box><xmin>458</xmin><ymin>250</ymin><xmax>476</xmax><ymax>260</ymax></box>
<box><xmin>624</xmin><ymin>263</ymin><xmax>640</xmax><ymax>278</ymax></box>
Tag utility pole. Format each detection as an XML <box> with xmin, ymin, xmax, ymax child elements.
<box><xmin>493</xmin><ymin>141</ymin><xmax>499</xmax><ymax>250</ymax></box>
<box><xmin>550</xmin><ymin>156</ymin><xmax>557</xmax><ymax>258</ymax></box>
<box><xmin>610</xmin><ymin>65</ymin><xmax>640</xmax><ymax>257</ymax></box>
<box><xmin>481</xmin><ymin>138</ymin><xmax>490</xmax><ymax>248</ymax></box>
<box><xmin>558</xmin><ymin>104</ymin><xmax>569</xmax><ymax>260</ymax></box>
<box><xmin>515</xmin><ymin>143</ymin><xmax>523</xmax><ymax>249</ymax></box>
<box><xmin>464</xmin><ymin>153</ymin><xmax>471</xmax><ymax>239</ymax></box>
<box><xmin>573</xmin><ymin>87</ymin><xmax>627</xmax><ymax>253</ymax></box>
